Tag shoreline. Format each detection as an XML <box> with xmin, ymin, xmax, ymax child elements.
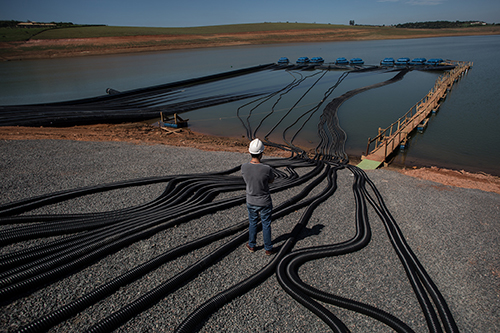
<box><xmin>1</xmin><ymin>122</ymin><xmax>499</xmax><ymax>195</ymax></box>
<box><xmin>1</xmin><ymin>27</ymin><xmax>500</xmax><ymax>61</ymax></box>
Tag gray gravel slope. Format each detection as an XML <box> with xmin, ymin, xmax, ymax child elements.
<box><xmin>0</xmin><ymin>140</ymin><xmax>498</xmax><ymax>332</ymax></box>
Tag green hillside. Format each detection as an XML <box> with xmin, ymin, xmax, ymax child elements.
<box><xmin>2</xmin><ymin>22</ymin><xmax>499</xmax><ymax>61</ymax></box>
<box><xmin>2</xmin><ymin>22</ymin><xmax>500</xmax><ymax>42</ymax></box>
<box><xmin>2</xmin><ymin>23</ymin><xmax>349</xmax><ymax>41</ymax></box>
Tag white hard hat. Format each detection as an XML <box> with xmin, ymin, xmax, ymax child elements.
<box><xmin>249</xmin><ymin>138</ymin><xmax>265</xmax><ymax>154</ymax></box>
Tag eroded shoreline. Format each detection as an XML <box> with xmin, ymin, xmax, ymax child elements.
<box><xmin>2</xmin><ymin>27</ymin><xmax>500</xmax><ymax>61</ymax></box>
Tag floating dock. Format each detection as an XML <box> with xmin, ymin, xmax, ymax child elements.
<box><xmin>358</xmin><ymin>60</ymin><xmax>472</xmax><ymax>170</ymax></box>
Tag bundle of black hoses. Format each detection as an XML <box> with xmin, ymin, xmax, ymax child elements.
<box><xmin>0</xmin><ymin>159</ymin><xmax>319</xmax><ymax>301</ymax></box>
<box><xmin>8</xmin><ymin>158</ymin><xmax>320</xmax><ymax>332</ymax></box>
<box><xmin>275</xmin><ymin>165</ymin><xmax>458</xmax><ymax>333</ymax></box>
<box><xmin>0</xmin><ymin>64</ymin><xmax>278</xmax><ymax>127</ymax></box>
<box><xmin>357</xmin><ymin>165</ymin><xmax>458</xmax><ymax>333</ymax></box>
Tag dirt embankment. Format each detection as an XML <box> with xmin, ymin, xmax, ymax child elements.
<box><xmin>0</xmin><ymin>123</ymin><xmax>292</xmax><ymax>157</ymax></box>
<box><xmin>1</xmin><ymin>29</ymin><xmax>344</xmax><ymax>60</ymax></box>
<box><xmin>1</xmin><ymin>123</ymin><xmax>499</xmax><ymax>195</ymax></box>
<box><xmin>2</xmin><ymin>27</ymin><xmax>500</xmax><ymax>61</ymax></box>
<box><xmin>398</xmin><ymin>167</ymin><xmax>500</xmax><ymax>195</ymax></box>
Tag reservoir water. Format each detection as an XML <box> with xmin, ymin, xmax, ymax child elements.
<box><xmin>1</xmin><ymin>35</ymin><xmax>499</xmax><ymax>175</ymax></box>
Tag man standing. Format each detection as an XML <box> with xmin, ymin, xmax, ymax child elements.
<box><xmin>241</xmin><ymin>138</ymin><xmax>275</xmax><ymax>255</ymax></box>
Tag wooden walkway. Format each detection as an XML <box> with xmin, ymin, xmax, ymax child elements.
<box><xmin>358</xmin><ymin>61</ymin><xmax>473</xmax><ymax>170</ymax></box>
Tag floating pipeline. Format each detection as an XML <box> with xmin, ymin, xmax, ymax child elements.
<box><xmin>0</xmin><ymin>64</ymin><xmax>277</xmax><ymax>127</ymax></box>
<box><xmin>0</xmin><ymin>61</ymin><xmax>450</xmax><ymax>128</ymax></box>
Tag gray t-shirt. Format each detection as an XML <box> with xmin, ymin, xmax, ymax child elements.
<box><xmin>241</xmin><ymin>162</ymin><xmax>274</xmax><ymax>207</ymax></box>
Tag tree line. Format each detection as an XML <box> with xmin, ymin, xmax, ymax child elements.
<box><xmin>395</xmin><ymin>21</ymin><xmax>492</xmax><ymax>29</ymax></box>
<box><xmin>2</xmin><ymin>20</ymin><xmax>496</xmax><ymax>30</ymax></box>
<box><xmin>0</xmin><ymin>20</ymin><xmax>105</xmax><ymax>28</ymax></box>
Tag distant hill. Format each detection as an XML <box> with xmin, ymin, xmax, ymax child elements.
<box><xmin>1</xmin><ymin>22</ymin><xmax>499</xmax><ymax>61</ymax></box>
<box><xmin>2</xmin><ymin>21</ymin><xmax>499</xmax><ymax>42</ymax></box>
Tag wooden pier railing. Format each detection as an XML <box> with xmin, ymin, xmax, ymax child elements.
<box><xmin>358</xmin><ymin>61</ymin><xmax>472</xmax><ymax>169</ymax></box>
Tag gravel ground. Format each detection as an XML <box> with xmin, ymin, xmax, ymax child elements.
<box><xmin>0</xmin><ymin>139</ymin><xmax>499</xmax><ymax>333</ymax></box>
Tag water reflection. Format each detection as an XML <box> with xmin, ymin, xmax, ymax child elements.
<box><xmin>183</xmin><ymin>67</ymin><xmax>435</xmax><ymax>155</ymax></box>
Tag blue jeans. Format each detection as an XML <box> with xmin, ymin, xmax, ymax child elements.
<box><xmin>247</xmin><ymin>203</ymin><xmax>273</xmax><ymax>251</ymax></box>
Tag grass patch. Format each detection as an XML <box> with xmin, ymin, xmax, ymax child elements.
<box><xmin>14</xmin><ymin>23</ymin><xmax>348</xmax><ymax>40</ymax></box>
<box><xmin>2</xmin><ymin>23</ymin><xmax>499</xmax><ymax>42</ymax></box>
<box><xmin>2</xmin><ymin>23</ymin><xmax>498</xmax><ymax>61</ymax></box>
<box><xmin>0</xmin><ymin>27</ymin><xmax>51</xmax><ymax>42</ymax></box>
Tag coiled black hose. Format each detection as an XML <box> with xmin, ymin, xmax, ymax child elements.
<box><xmin>1</xmin><ymin>161</ymin><xmax>323</xmax><ymax>303</ymax></box>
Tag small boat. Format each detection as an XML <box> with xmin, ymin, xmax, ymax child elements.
<box><xmin>160</xmin><ymin>113</ymin><xmax>189</xmax><ymax>128</ymax></box>
<box><xmin>409</xmin><ymin>58</ymin><xmax>427</xmax><ymax>66</ymax></box>
<box><xmin>425</xmin><ymin>58</ymin><xmax>444</xmax><ymax>66</ymax></box>
<box><xmin>310</xmin><ymin>57</ymin><xmax>324</xmax><ymax>63</ymax></box>
<box><xmin>350</xmin><ymin>58</ymin><xmax>364</xmax><ymax>65</ymax></box>
<box><xmin>335</xmin><ymin>57</ymin><xmax>349</xmax><ymax>65</ymax></box>
<box><xmin>296</xmin><ymin>57</ymin><xmax>310</xmax><ymax>63</ymax></box>
<box><xmin>380</xmin><ymin>57</ymin><xmax>395</xmax><ymax>66</ymax></box>
<box><xmin>395</xmin><ymin>57</ymin><xmax>410</xmax><ymax>66</ymax></box>
<box><xmin>277</xmin><ymin>57</ymin><xmax>289</xmax><ymax>64</ymax></box>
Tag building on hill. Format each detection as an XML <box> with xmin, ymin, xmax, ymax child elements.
<box><xmin>17</xmin><ymin>21</ymin><xmax>56</xmax><ymax>28</ymax></box>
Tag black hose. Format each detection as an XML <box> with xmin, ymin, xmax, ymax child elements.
<box><xmin>1</xmin><ymin>162</ymin><xmax>322</xmax><ymax>303</ymax></box>
<box><xmin>277</xmin><ymin>166</ymin><xmax>415</xmax><ymax>333</ymax></box>
<box><xmin>16</xmin><ymin>221</ymin><xmax>249</xmax><ymax>333</ymax></box>
<box><xmin>0</xmin><ymin>64</ymin><xmax>278</xmax><ymax>127</ymax></box>
<box><xmin>357</xmin><ymin>166</ymin><xmax>458</xmax><ymax>332</ymax></box>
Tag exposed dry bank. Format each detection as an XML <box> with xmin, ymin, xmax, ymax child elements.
<box><xmin>1</xmin><ymin>25</ymin><xmax>500</xmax><ymax>60</ymax></box>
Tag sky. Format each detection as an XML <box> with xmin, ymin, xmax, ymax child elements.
<box><xmin>1</xmin><ymin>0</ymin><xmax>499</xmax><ymax>27</ymax></box>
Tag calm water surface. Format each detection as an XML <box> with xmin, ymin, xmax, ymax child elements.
<box><xmin>1</xmin><ymin>36</ymin><xmax>499</xmax><ymax>175</ymax></box>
